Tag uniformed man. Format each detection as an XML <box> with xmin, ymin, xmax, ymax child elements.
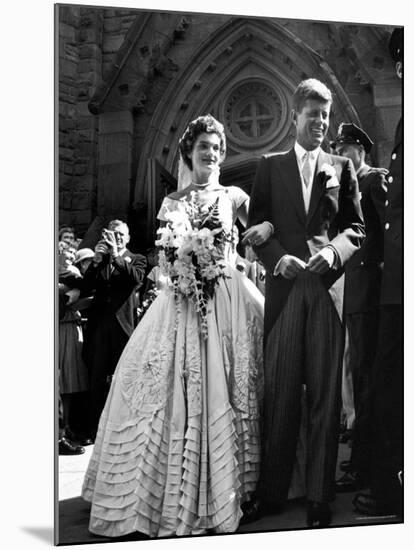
<box><xmin>330</xmin><ymin>123</ymin><xmax>387</xmax><ymax>493</ymax></box>
<box><xmin>353</xmin><ymin>27</ymin><xmax>403</xmax><ymax>517</ymax></box>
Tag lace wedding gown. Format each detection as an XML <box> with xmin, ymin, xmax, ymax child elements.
<box><xmin>82</xmin><ymin>186</ymin><xmax>264</xmax><ymax>538</ymax></box>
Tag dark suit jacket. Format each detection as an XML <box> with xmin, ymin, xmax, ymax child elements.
<box><xmin>344</xmin><ymin>165</ymin><xmax>386</xmax><ymax>314</ymax></box>
<box><xmin>248</xmin><ymin>148</ymin><xmax>365</xmax><ymax>340</ymax></box>
<box><xmin>82</xmin><ymin>249</ymin><xmax>147</xmax><ymax>337</ymax></box>
<box><xmin>381</xmin><ymin>118</ymin><xmax>402</xmax><ymax>306</ymax></box>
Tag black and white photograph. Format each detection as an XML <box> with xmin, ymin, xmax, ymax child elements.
<box><xmin>2</xmin><ymin>1</ymin><xmax>410</xmax><ymax>549</ymax></box>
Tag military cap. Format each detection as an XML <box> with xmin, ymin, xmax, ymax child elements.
<box><xmin>389</xmin><ymin>27</ymin><xmax>403</xmax><ymax>62</ymax></box>
<box><xmin>330</xmin><ymin>122</ymin><xmax>374</xmax><ymax>154</ymax></box>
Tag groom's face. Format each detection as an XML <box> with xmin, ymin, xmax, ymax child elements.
<box><xmin>292</xmin><ymin>98</ymin><xmax>331</xmax><ymax>151</ymax></box>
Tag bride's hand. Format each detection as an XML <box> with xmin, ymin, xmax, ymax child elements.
<box><xmin>241</xmin><ymin>222</ymin><xmax>274</xmax><ymax>246</ymax></box>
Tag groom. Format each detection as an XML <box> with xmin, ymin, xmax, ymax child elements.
<box><xmin>247</xmin><ymin>78</ymin><xmax>365</xmax><ymax>527</ymax></box>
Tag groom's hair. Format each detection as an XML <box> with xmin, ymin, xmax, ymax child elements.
<box><xmin>292</xmin><ymin>79</ymin><xmax>332</xmax><ymax>113</ymax></box>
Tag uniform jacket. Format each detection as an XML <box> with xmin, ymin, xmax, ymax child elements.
<box><xmin>381</xmin><ymin>118</ymin><xmax>403</xmax><ymax>305</ymax></box>
<box><xmin>344</xmin><ymin>165</ymin><xmax>386</xmax><ymax>314</ymax></box>
<box><xmin>248</xmin><ymin>147</ymin><xmax>365</xmax><ymax>339</ymax></box>
<box><xmin>82</xmin><ymin>249</ymin><xmax>147</xmax><ymax>337</ymax></box>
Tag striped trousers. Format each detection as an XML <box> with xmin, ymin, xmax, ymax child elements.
<box><xmin>259</xmin><ymin>270</ymin><xmax>344</xmax><ymax>504</ymax></box>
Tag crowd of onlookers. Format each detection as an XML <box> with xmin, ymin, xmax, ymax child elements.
<box><xmin>58</xmin><ymin>222</ymin><xmax>146</xmax><ymax>454</ymax></box>
<box><xmin>58</xmin><ymin>226</ymin><xmax>95</xmax><ymax>454</ymax></box>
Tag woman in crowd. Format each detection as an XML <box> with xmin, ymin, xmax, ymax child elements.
<box><xmin>82</xmin><ymin>115</ymin><xmax>273</xmax><ymax>538</ymax></box>
<box><xmin>58</xmin><ymin>245</ymin><xmax>92</xmax><ymax>451</ymax></box>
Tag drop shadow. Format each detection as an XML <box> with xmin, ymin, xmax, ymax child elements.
<box><xmin>20</xmin><ymin>526</ymin><xmax>54</xmax><ymax>544</ymax></box>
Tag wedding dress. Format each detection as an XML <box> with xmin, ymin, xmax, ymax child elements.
<box><xmin>82</xmin><ymin>185</ymin><xmax>264</xmax><ymax>538</ymax></box>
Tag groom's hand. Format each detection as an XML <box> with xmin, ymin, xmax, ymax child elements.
<box><xmin>278</xmin><ymin>255</ymin><xmax>307</xmax><ymax>279</ymax></box>
<box><xmin>307</xmin><ymin>247</ymin><xmax>335</xmax><ymax>274</ymax></box>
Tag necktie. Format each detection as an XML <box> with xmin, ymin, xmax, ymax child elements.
<box><xmin>302</xmin><ymin>152</ymin><xmax>313</xmax><ymax>188</ymax></box>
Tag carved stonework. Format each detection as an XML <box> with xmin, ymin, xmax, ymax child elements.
<box><xmin>223</xmin><ymin>80</ymin><xmax>286</xmax><ymax>151</ymax></box>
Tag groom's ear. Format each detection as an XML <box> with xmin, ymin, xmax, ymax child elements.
<box><xmin>291</xmin><ymin>109</ymin><xmax>297</xmax><ymax>126</ymax></box>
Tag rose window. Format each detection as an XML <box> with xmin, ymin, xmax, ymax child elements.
<box><xmin>224</xmin><ymin>81</ymin><xmax>284</xmax><ymax>148</ymax></box>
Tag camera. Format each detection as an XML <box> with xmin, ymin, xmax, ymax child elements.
<box><xmin>102</xmin><ymin>229</ymin><xmax>115</xmax><ymax>239</ymax></box>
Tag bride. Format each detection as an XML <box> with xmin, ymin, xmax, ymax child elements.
<box><xmin>82</xmin><ymin>114</ymin><xmax>273</xmax><ymax>538</ymax></box>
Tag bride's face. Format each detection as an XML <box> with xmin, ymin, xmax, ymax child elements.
<box><xmin>189</xmin><ymin>132</ymin><xmax>221</xmax><ymax>182</ymax></box>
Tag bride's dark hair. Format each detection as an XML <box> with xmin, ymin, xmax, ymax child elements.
<box><xmin>179</xmin><ymin>114</ymin><xmax>227</xmax><ymax>170</ymax></box>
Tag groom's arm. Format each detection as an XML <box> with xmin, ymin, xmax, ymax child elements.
<box><xmin>328</xmin><ymin>157</ymin><xmax>365</xmax><ymax>266</ymax></box>
<box><xmin>248</xmin><ymin>156</ymin><xmax>288</xmax><ymax>273</ymax></box>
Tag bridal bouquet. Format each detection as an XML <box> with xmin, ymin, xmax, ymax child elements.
<box><xmin>155</xmin><ymin>192</ymin><xmax>230</xmax><ymax>337</ymax></box>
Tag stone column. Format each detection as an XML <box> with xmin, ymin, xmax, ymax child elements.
<box><xmin>97</xmin><ymin>110</ymin><xmax>134</xmax><ymax>218</ymax></box>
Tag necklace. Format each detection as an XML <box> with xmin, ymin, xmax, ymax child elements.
<box><xmin>192</xmin><ymin>181</ymin><xmax>211</xmax><ymax>188</ymax></box>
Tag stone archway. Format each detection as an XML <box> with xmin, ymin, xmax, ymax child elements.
<box><xmin>133</xmin><ymin>17</ymin><xmax>361</xmax><ymax>205</ymax></box>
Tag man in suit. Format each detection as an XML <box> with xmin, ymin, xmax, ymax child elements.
<box><xmin>82</xmin><ymin>219</ymin><xmax>147</xmax><ymax>438</ymax></box>
<box><xmin>353</xmin><ymin>27</ymin><xmax>403</xmax><ymax>517</ymax></box>
<box><xmin>330</xmin><ymin>123</ymin><xmax>387</xmax><ymax>493</ymax></box>
<box><xmin>246</xmin><ymin>78</ymin><xmax>365</xmax><ymax>527</ymax></box>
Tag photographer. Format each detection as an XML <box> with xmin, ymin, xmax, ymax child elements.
<box><xmin>81</xmin><ymin>220</ymin><xmax>147</xmax><ymax>439</ymax></box>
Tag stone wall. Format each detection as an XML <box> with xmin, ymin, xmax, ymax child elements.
<box><xmin>58</xmin><ymin>5</ymin><xmax>136</xmax><ymax>236</ymax></box>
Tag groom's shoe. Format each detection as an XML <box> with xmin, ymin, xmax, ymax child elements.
<box><xmin>353</xmin><ymin>492</ymin><xmax>402</xmax><ymax>516</ymax></box>
<box><xmin>240</xmin><ymin>499</ymin><xmax>283</xmax><ymax>525</ymax></box>
<box><xmin>240</xmin><ymin>499</ymin><xmax>263</xmax><ymax>525</ymax></box>
<box><xmin>306</xmin><ymin>501</ymin><xmax>332</xmax><ymax>528</ymax></box>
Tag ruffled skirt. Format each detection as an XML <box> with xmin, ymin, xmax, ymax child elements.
<box><xmin>82</xmin><ymin>266</ymin><xmax>264</xmax><ymax>538</ymax></box>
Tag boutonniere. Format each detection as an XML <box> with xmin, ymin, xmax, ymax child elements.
<box><xmin>320</xmin><ymin>163</ymin><xmax>340</xmax><ymax>189</ymax></box>
<box><xmin>124</xmin><ymin>256</ymin><xmax>132</xmax><ymax>263</ymax></box>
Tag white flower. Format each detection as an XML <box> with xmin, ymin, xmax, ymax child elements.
<box><xmin>176</xmin><ymin>237</ymin><xmax>194</xmax><ymax>259</ymax></box>
<box><xmin>196</xmin><ymin>251</ymin><xmax>212</xmax><ymax>266</ymax></box>
<box><xmin>155</xmin><ymin>226</ymin><xmax>174</xmax><ymax>248</ymax></box>
<box><xmin>201</xmin><ymin>264</ymin><xmax>223</xmax><ymax>280</ymax></box>
<box><xmin>192</xmin><ymin>228</ymin><xmax>215</xmax><ymax>252</ymax></box>
<box><xmin>174</xmin><ymin>258</ymin><xmax>195</xmax><ymax>277</ymax></box>
<box><xmin>320</xmin><ymin>163</ymin><xmax>340</xmax><ymax>188</ymax></box>
<box><xmin>178</xmin><ymin>275</ymin><xmax>195</xmax><ymax>295</ymax></box>
<box><xmin>320</xmin><ymin>163</ymin><xmax>336</xmax><ymax>177</ymax></box>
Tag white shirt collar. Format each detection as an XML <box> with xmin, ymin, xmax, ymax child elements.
<box><xmin>294</xmin><ymin>142</ymin><xmax>321</xmax><ymax>164</ymax></box>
